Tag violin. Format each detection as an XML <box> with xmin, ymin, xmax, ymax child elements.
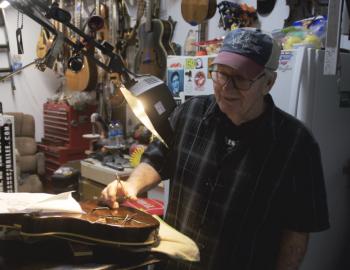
<box><xmin>0</xmin><ymin>200</ymin><xmax>160</xmax><ymax>247</ymax></box>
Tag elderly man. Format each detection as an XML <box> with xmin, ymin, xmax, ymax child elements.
<box><xmin>101</xmin><ymin>28</ymin><xmax>329</xmax><ymax>270</ymax></box>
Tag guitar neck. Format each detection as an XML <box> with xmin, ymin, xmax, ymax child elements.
<box><xmin>198</xmin><ymin>22</ymin><xmax>207</xmax><ymax>43</ymax></box>
<box><xmin>145</xmin><ymin>0</ymin><xmax>153</xmax><ymax>32</ymax></box>
<box><xmin>109</xmin><ymin>0</ymin><xmax>116</xmax><ymax>46</ymax></box>
<box><xmin>75</xmin><ymin>0</ymin><xmax>82</xmax><ymax>34</ymax></box>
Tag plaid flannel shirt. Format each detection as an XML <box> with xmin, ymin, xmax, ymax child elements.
<box><xmin>142</xmin><ymin>94</ymin><xmax>329</xmax><ymax>270</ymax></box>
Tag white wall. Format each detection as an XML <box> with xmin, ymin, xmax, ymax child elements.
<box><xmin>0</xmin><ymin>7</ymin><xmax>61</xmax><ymax>141</ymax></box>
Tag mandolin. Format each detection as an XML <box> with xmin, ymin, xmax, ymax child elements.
<box><xmin>0</xmin><ymin>200</ymin><xmax>160</xmax><ymax>247</ymax></box>
<box><xmin>65</xmin><ymin>0</ymin><xmax>98</xmax><ymax>92</ymax></box>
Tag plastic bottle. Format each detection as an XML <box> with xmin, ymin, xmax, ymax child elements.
<box><xmin>108</xmin><ymin>122</ymin><xmax>117</xmax><ymax>146</ymax></box>
<box><xmin>108</xmin><ymin>121</ymin><xmax>124</xmax><ymax>148</ymax></box>
<box><xmin>114</xmin><ymin>121</ymin><xmax>124</xmax><ymax>147</ymax></box>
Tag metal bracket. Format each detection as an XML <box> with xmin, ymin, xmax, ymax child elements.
<box><xmin>324</xmin><ymin>0</ymin><xmax>344</xmax><ymax>75</ymax></box>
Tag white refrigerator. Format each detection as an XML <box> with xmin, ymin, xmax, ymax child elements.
<box><xmin>271</xmin><ymin>48</ymin><xmax>350</xmax><ymax>270</ymax></box>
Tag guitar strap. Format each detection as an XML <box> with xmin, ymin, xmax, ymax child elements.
<box><xmin>16</xmin><ymin>11</ymin><xmax>24</xmax><ymax>54</ymax></box>
<box><xmin>43</xmin><ymin>32</ymin><xmax>65</xmax><ymax>70</ymax></box>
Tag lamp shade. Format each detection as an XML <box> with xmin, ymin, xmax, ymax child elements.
<box><xmin>121</xmin><ymin>75</ymin><xmax>177</xmax><ymax>146</ymax></box>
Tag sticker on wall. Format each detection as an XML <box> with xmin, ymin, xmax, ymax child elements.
<box><xmin>194</xmin><ymin>71</ymin><xmax>206</xmax><ymax>91</ymax></box>
<box><xmin>278</xmin><ymin>51</ymin><xmax>294</xmax><ymax>72</ymax></box>
<box><xmin>167</xmin><ymin>69</ymin><xmax>184</xmax><ymax>97</ymax></box>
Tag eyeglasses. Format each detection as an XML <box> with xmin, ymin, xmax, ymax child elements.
<box><xmin>210</xmin><ymin>70</ymin><xmax>266</xmax><ymax>91</ymax></box>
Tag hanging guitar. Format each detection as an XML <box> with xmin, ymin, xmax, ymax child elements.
<box><xmin>153</xmin><ymin>1</ymin><xmax>176</xmax><ymax>57</ymax></box>
<box><xmin>119</xmin><ymin>0</ymin><xmax>146</xmax><ymax>60</ymax></box>
<box><xmin>0</xmin><ymin>200</ymin><xmax>160</xmax><ymax>246</ymax></box>
<box><xmin>65</xmin><ymin>0</ymin><xmax>98</xmax><ymax>92</ymax></box>
<box><xmin>36</xmin><ymin>27</ymin><xmax>51</xmax><ymax>59</ymax></box>
<box><xmin>134</xmin><ymin>0</ymin><xmax>167</xmax><ymax>80</ymax></box>
<box><xmin>181</xmin><ymin>0</ymin><xmax>216</xmax><ymax>26</ymax></box>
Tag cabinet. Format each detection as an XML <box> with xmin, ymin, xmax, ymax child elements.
<box><xmin>43</xmin><ymin>102</ymin><xmax>95</xmax><ymax>148</ymax></box>
<box><xmin>39</xmin><ymin>102</ymin><xmax>96</xmax><ymax>177</ymax></box>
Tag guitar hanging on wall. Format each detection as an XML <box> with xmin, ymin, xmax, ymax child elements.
<box><xmin>36</xmin><ymin>27</ymin><xmax>51</xmax><ymax>59</ymax></box>
<box><xmin>181</xmin><ymin>0</ymin><xmax>217</xmax><ymax>26</ymax></box>
<box><xmin>134</xmin><ymin>0</ymin><xmax>167</xmax><ymax>80</ymax></box>
<box><xmin>65</xmin><ymin>0</ymin><xmax>98</xmax><ymax>92</ymax></box>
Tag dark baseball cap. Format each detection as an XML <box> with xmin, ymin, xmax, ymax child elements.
<box><xmin>212</xmin><ymin>28</ymin><xmax>281</xmax><ymax>79</ymax></box>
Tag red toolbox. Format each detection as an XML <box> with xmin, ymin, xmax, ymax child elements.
<box><xmin>40</xmin><ymin>102</ymin><xmax>96</xmax><ymax>177</ymax></box>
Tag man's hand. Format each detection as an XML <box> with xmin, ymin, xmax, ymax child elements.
<box><xmin>100</xmin><ymin>179</ymin><xmax>138</xmax><ymax>209</ymax></box>
<box><xmin>100</xmin><ymin>162</ymin><xmax>161</xmax><ymax>209</ymax></box>
<box><xmin>276</xmin><ymin>230</ymin><xmax>309</xmax><ymax>270</ymax></box>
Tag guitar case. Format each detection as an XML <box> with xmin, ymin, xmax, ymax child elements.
<box><xmin>0</xmin><ymin>238</ymin><xmax>161</xmax><ymax>269</ymax></box>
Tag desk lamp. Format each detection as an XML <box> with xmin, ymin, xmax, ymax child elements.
<box><xmin>121</xmin><ymin>76</ymin><xmax>176</xmax><ymax>147</ymax></box>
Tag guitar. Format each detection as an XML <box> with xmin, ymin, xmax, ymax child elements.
<box><xmin>160</xmin><ymin>19</ymin><xmax>175</xmax><ymax>56</ymax></box>
<box><xmin>0</xmin><ymin>200</ymin><xmax>160</xmax><ymax>246</ymax></box>
<box><xmin>206</xmin><ymin>0</ymin><xmax>217</xmax><ymax>20</ymax></box>
<box><xmin>181</xmin><ymin>0</ymin><xmax>212</xmax><ymax>26</ymax></box>
<box><xmin>36</xmin><ymin>27</ymin><xmax>51</xmax><ymax>59</ymax></box>
<box><xmin>134</xmin><ymin>0</ymin><xmax>167</xmax><ymax>79</ymax></box>
<box><xmin>65</xmin><ymin>0</ymin><xmax>98</xmax><ymax>92</ymax></box>
<box><xmin>120</xmin><ymin>0</ymin><xmax>146</xmax><ymax>59</ymax></box>
<box><xmin>96</xmin><ymin>0</ymin><xmax>109</xmax><ymax>42</ymax></box>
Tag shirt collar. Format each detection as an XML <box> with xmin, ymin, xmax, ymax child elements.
<box><xmin>202</xmin><ymin>94</ymin><xmax>277</xmax><ymax>140</ymax></box>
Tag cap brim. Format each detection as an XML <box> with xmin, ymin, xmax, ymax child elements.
<box><xmin>212</xmin><ymin>51</ymin><xmax>264</xmax><ymax>79</ymax></box>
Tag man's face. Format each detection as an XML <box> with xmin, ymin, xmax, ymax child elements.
<box><xmin>172</xmin><ymin>75</ymin><xmax>180</xmax><ymax>92</ymax></box>
<box><xmin>213</xmin><ymin>64</ymin><xmax>271</xmax><ymax>125</ymax></box>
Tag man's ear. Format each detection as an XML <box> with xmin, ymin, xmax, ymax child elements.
<box><xmin>263</xmin><ymin>72</ymin><xmax>277</xmax><ymax>95</ymax></box>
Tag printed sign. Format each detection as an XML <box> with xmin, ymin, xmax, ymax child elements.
<box><xmin>0</xmin><ymin>118</ymin><xmax>16</xmax><ymax>192</ymax></box>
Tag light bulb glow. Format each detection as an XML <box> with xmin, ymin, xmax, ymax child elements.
<box><xmin>120</xmin><ymin>85</ymin><xmax>166</xmax><ymax>145</ymax></box>
<box><xmin>0</xmin><ymin>1</ymin><xmax>10</xmax><ymax>8</ymax></box>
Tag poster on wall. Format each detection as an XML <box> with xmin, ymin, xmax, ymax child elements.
<box><xmin>167</xmin><ymin>55</ymin><xmax>217</xmax><ymax>104</ymax></box>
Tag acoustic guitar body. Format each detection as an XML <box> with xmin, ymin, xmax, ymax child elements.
<box><xmin>181</xmin><ymin>0</ymin><xmax>210</xmax><ymax>26</ymax></box>
<box><xmin>134</xmin><ymin>19</ymin><xmax>167</xmax><ymax>80</ymax></box>
<box><xmin>206</xmin><ymin>0</ymin><xmax>217</xmax><ymax>20</ymax></box>
<box><xmin>65</xmin><ymin>54</ymin><xmax>98</xmax><ymax>92</ymax></box>
<box><xmin>0</xmin><ymin>201</ymin><xmax>160</xmax><ymax>247</ymax></box>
